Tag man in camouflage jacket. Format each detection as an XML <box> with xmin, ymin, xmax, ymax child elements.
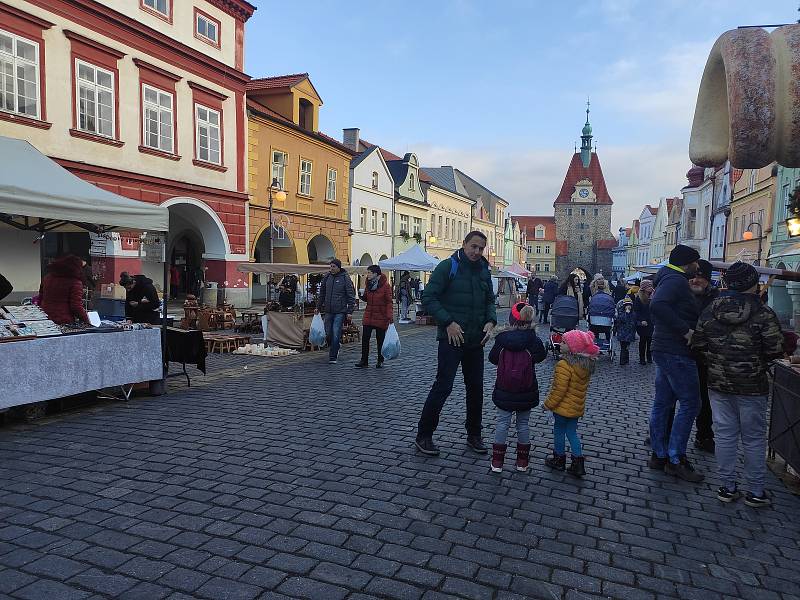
<box><xmin>691</xmin><ymin>262</ymin><xmax>784</xmax><ymax>507</ymax></box>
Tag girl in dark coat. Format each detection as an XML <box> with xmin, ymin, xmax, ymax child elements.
<box><xmin>633</xmin><ymin>279</ymin><xmax>654</xmax><ymax>364</ymax></box>
<box><xmin>488</xmin><ymin>303</ymin><xmax>547</xmax><ymax>473</ymax></box>
<box><xmin>39</xmin><ymin>255</ymin><xmax>90</xmax><ymax>325</ymax></box>
<box><xmin>357</xmin><ymin>265</ymin><xmax>393</xmax><ymax>368</ymax></box>
<box><xmin>614</xmin><ymin>297</ymin><xmax>638</xmax><ymax>366</ymax></box>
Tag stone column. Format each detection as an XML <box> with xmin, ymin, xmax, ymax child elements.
<box><xmin>786</xmin><ymin>281</ymin><xmax>800</xmax><ymax>331</ymax></box>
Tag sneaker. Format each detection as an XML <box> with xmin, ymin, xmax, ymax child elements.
<box><xmin>694</xmin><ymin>438</ymin><xmax>715</xmax><ymax>453</ymax></box>
<box><xmin>414</xmin><ymin>436</ymin><xmax>440</xmax><ymax>456</ymax></box>
<box><xmin>466</xmin><ymin>435</ymin><xmax>488</xmax><ymax>454</ymax></box>
<box><xmin>329</xmin><ymin>359</ymin><xmax>337</xmax><ymax>364</ymax></box>
<box><xmin>665</xmin><ymin>458</ymin><xmax>705</xmax><ymax>483</ymax></box>
<box><xmin>744</xmin><ymin>492</ymin><xmax>771</xmax><ymax>508</ymax></box>
<box><xmin>717</xmin><ymin>486</ymin><xmax>741</xmax><ymax>503</ymax></box>
<box><xmin>647</xmin><ymin>453</ymin><xmax>667</xmax><ymax>470</ymax></box>
<box><xmin>354</xmin><ymin>361</ymin><xmax>368</xmax><ymax>368</ymax></box>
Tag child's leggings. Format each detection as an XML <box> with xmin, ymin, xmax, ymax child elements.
<box><xmin>494</xmin><ymin>409</ymin><xmax>531</xmax><ymax>445</ymax></box>
<box><xmin>553</xmin><ymin>414</ymin><xmax>582</xmax><ymax>456</ymax></box>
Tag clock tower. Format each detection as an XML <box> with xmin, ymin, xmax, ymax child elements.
<box><xmin>553</xmin><ymin>103</ymin><xmax>616</xmax><ymax>278</ymax></box>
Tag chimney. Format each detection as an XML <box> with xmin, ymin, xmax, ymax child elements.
<box><xmin>342</xmin><ymin>128</ymin><xmax>360</xmax><ymax>152</ymax></box>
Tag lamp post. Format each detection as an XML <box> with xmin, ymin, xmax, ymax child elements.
<box><xmin>267</xmin><ymin>177</ymin><xmax>287</xmax><ymax>264</ymax></box>
<box><xmin>742</xmin><ymin>220</ymin><xmax>763</xmax><ymax>265</ymax></box>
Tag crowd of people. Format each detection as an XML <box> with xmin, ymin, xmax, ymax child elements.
<box><xmin>320</xmin><ymin>230</ymin><xmax>789</xmax><ymax>507</ymax></box>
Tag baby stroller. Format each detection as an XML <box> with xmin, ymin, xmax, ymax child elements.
<box><xmin>547</xmin><ymin>295</ymin><xmax>580</xmax><ymax>360</ymax></box>
<box><xmin>588</xmin><ymin>314</ymin><xmax>615</xmax><ymax>360</ymax></box>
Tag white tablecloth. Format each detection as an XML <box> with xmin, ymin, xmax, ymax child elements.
<box><xmin>0</xmin><ymin>329</ymin><xmax>162</xmax><ymax>409</ymax></box>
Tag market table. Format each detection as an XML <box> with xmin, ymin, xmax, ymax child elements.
<box><xmin>266</xmin><ymin>311</ymin><xmax>311</xmax><ymax>350</ymax></box>
<box><xmin>0</xmin><ymin>328</ymin><xmax>162</xmax><ymax>409</ymax></box>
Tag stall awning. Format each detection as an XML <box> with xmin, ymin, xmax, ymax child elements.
<box><xmin>0</xmin><ymin>136</ymin><xmax>169</xmax><ymax>232</ymax></box>
<box><xmin>379</xmin><ymin>244</ymin><xmax>441</xmax><ymax>272</ymax></box>
<box><xmin>238</xmin><ymin>262</ymin><xmax>369</xmax><ymax>275</ymax></box>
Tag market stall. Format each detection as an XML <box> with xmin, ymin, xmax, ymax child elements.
<box><xmin>238</xmin><ymin>262</ymin><xmax>369</xmax><ymax>350</ymax></box>
<box><xmin>493</xmin><ymin>270</ymin><xmax>525</xmax><ymax>308</ymax></box>
<box><xmin>0</xmin><ymin>136</ymin><xmax>169</xmax><ymax>409</ymax></box>
<box><xmin>379</xmin><ymin>245</ymin><xmax>441</xmax><ymax>321</ymax></box>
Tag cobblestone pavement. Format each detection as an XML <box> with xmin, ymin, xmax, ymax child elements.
<box><xmin>1</xmin><ymin>323</ymin><xmax>800</xmax><ymax>600</ymax></box>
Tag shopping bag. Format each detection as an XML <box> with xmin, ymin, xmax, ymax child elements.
<box><xmin>309</xmin><ymin>313</ymin><xmax>326</xmax><ymax>346</ymax></box>
<box><xmin>381</xmin><ymin>324</ymin><xmax>401</xmax><ymax>360</ymax></box>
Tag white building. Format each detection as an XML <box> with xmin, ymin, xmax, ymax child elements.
<box><xmin>635</xmin><ymin>205</ymin><xmax>657</xmax><ymax>267</ymax></box>
<box><xmin>709</xmin><ymin>161</ymin><xmax>733</xmax><ymax>262</ymax></box>
<box><xmin>612</xmin><ymin>227</ymin><xmax>628</xmax><ymax>278</ymax></box>
<box><xmin>348</xmin><ymin>145</ymin><xmax>394</xmax><ymax>270</ymax></box>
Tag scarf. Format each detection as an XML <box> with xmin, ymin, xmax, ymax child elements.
<box><xmin>368</xmin><ymin>276</ymin><xmax>380</xmax><ymax>292</ymax></box>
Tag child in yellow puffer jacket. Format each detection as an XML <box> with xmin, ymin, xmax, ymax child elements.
<box><xmin>544</xmin><ymin>329</ymin><xmax>598</xmax><ymax>477</ymax></box>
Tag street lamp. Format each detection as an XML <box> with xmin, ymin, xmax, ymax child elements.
<box><xmin>267</xmin><ymin>177</ymin><xmax>287</xmax><ymax>263</ymax></box>
<box><xmin>786</xmin><ymin>183</ymin><xmax>800</xmax><ymax>237</ymax></box>
<box><xmin>742</xmin><ymin>221</ymin><xmax>763</xmax><ymax>265</ymax></box>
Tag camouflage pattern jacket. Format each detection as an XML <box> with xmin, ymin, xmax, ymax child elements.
<box><xmin>691</xmin><ymin>292</ymin><xmax>785</xmax><ymax>395</ymax></box>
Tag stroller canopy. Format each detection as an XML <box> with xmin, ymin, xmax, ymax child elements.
<box><xmin>551</xmin><ymin>294</ymin><xmax>579</xmax><ymax>317</ymax></box>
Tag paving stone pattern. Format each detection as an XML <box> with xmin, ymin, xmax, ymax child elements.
<box><xmin>1</xmin><ymin>323</ymin><xmax>800</xmax><ymax>599</ymax></box>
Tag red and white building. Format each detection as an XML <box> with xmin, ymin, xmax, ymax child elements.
<box><xmin>0</xmin><ymin>0</ymin><xmax>255</xmax><ymax>304</ymax></box>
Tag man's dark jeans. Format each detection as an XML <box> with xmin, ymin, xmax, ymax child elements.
<box><xmin>540</xmin><ymin>302</ymin><xmax>552</xmax><ymax>323</ymax></box>
<box><xmin>651</xmin><ymin>351</ymin><xmax>700</xmax><ymax>463</ymax></box>
<box><xmin>418</xmin><ymin>339</ymin><xmax>484</xmax><ymax>438</ymax></box>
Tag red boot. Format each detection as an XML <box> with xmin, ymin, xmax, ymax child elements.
<box><xmin>491</xmin><ymin>444</ymin><xmax>506</xmax><ymax>472</ymax></box>
<box><xmin>516</xmin><ymin>443</ymin><xmax>531</xmax><ymax>472</ymax></box>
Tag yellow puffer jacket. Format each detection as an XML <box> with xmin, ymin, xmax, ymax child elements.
<box><xmin>544</xmin><ymin>358</ymin><xmax>590</xmax><ymax>418</ymax></box>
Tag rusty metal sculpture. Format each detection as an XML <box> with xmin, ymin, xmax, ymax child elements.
<box><xmin>690</xmin><ymin>24</ymin><xmax>800</xmax><ymax>169</ymax></box>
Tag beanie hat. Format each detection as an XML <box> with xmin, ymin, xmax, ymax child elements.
<box><xmin>329</xmin><ymin>258</ymin><xmax>342</xmax><ymax>269</ymax></box>
<box><xmin>669</xmin><ymin>244</ymin><xmax>701</xmax><ymax>267</ymax></box>
<box><xmin>639</xmin><ymin>279</ymin><xmax>654</xmax><ymax>293</ymax></box>
<box><xmin>696</xmin><ymin>259</ymin><xmax>713</xmax><ymax>281</ymax></box>
<box><xmin>509</xmin><ymin>302</ymin><xmax>534</xmax><ymax>326</ymax></box>
<box><xmin>724</xmin><ymin>261</ymin><xmax>759</xmax><ymax>291</ymax></box>
<box><xmin>562</xmin><ymin>330</ymin><xmax>599</xmax><ymax>357</ymax></box>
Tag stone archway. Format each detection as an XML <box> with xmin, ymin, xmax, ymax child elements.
<box><xmin>359</xmin><ymin>253</ymin><xmax>373</xmax><ymax>266</ymax></box>
<box><xmin>307</xmin><ymin>234</ymin><xmax>336</xmax><ymax>264</ymax></box>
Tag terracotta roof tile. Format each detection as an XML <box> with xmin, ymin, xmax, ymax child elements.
<box><xmin>247</xmin><ymin>73</ymin><xmax>308</xmax><ymax>92</ymax></box>
<box><xmin>597</xmin><ymin>239</ymin><xmax>617</xmax><ymax>250</ymax></box>
<box><xmin>512</xmin><ymin>216</ymin><xmax>557</xmax><ymax>240</ymax></box>
<box><xmin>554</xmin><ymin>152</ymin><xmax>613</xmax><ymax>205</ymax></box>
<box><xmin>358</xmin><ymin>139</ymin><xmax>403</xmax><ymax>162</ymax></box>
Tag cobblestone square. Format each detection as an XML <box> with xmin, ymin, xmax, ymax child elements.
<box><xmin>1</xmin><ymin>324</ymin><xmax>799</xmax><ymax>600</ymax></box>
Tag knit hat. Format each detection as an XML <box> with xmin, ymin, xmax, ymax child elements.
<box><xmin>639</xmin><ymin>279</ymin><xmax>654</xmax><ymax>293</ymax></box>
<box><xmin>562</xmin><ymin>330</ymin><xmax>600</xmax><ymax>357</ymax></box>
<box><xmin>329</xmin><ymin>258</ymin><xmax>342</xmax><ymax>269</ymax></box>
<box><xmin>696</xmin><ymin>259</ymin><xmax>713</xmax><ymax>281</ymax></box>
<box><xmin>509</xmin><ymin>302</ymin><xmax>534</xmax><ymax>326</ymax></box>
<box><xmin>669</xmin><ymin>244</ymin><xmax>701</xmax><ymax>267</ymax></box>
<box><xmin>724</xmin><ymin>261</ymin><xmax>759</xmax><ymax>291</ymax></box>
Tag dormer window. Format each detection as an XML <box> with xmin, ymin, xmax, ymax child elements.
<box><xmin>299</xmin><ymin>98</ymin><xmax>312</xmax><ymax>131</ymax></box>
<box><xmin>535</xmin><ymin>226</ymin><xmax>545</xmax><ymax>239</ymax></box>
<box><xmin>409</xmin><ymin>173</ymin><xmax>415</xmax><ymax>191</ymax></box>
<box><xmin>371</xmin><ymin>171</ymin><xmax>379</xmax><ymax>189</ymax></box>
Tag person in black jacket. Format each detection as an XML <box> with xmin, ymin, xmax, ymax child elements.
<box><xmin>690</xmin><ymin>259</ymin><xmax>719</xmax><ymax>452</ymax></box>
<box><xmin>648</xmin><ymin>245</ymin><xmax>704</xmax><ymax>483</ymax></box>
<box><xmin>0</xmin><ymin>272</ymin><xmax>12</xmax><ymax>301</ymax></box>
<box><xmin>540</xmin><ymin>276</ymin><xmax>558</xmax><ymax>323</ymax></box>
<box><xmin>526</xmin><ymin>276</ymin><xmax>542</xmax><ymax>309</ymax></box>
<box><xmin>315</xmin><ymin>259</ymin><xmax>356</xmax><ymax>364</ymax></box>
<box><xmin>633</xmin><ymin>279</ymin><xmax>654</xmax><ymax>364</ymax></box>
<box><xmin>488</xmin><ymin>302</ymin><xmax>547</xmax><ymax>473</ymax></box>
<box><xmin>120</xmin><ymin>272</ymin><xmax>161</xmax><ymax>324</ymax></box>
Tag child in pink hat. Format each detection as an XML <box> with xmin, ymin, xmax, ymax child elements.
<box><xmin>543</xmin><ymin>329</ymin><xmax>598</xmax><ymax>477</ymax></box>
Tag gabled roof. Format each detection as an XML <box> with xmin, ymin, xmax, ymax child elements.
<box><xmin>358</xmin><ymin>139</ymin><xmax>403</xmax><ymax>163</ymax></box>
<box><xmin>648</xmin><ymin>205</ymin><xmax>658</xmax><ymax>215</ymax></box>
<box><xmin>597</xmin><ymin>239</ymin><xmax>618</xmax><ymax>250</ymax></box>
<box><xmin>624</xmin><ymin>227</ymin><xmax>632</xmax><ymax>236</ymax></box>
<box><xmin>422</xmin><ymin>166</ymin><xmax>470</xmax><ymax>197</ymax></box>
<box><xmin>350</xmin><ymin>145</ymin><xmax>382</xmax><ymax>170</ymax></box>
<box><xmin>512</xmin><ymin>216</ymin><xmax>556</xmax><ymax>241</ymax></box>
<box><xmin>452</xmin><ymin>168</ymin><xmax>509</xmax><ymax>218</ymax></box>
<box><xmin>554</xmin><ymin>152</ymin><xmax>613</xmax><ymax>205</ymax></box>
<box><xmin>247</xmin><ymin>73</ymin><xmax>308</xmax><ymax>90</ymax></box>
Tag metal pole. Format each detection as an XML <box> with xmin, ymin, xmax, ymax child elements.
<box><xmin>268</xmin><ymin>188</ymin><xmax>274</xmax><ymax>264</ymax></box>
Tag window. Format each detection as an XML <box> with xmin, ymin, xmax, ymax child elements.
<box><xmin>438</xmin><ymin>216</ymin><xmax>443</xmax><ymax>238</ymax></box>
<box><xmin>782</xmin><ymin>184</ymin><xmax>791</xmax><ymax>221</ymax></box>
<box><xmin>360</xmin><ymin>207</ymin><xmax>367</xmax><ymax>230</ymax></box>
<box><xmin>445</xmin><ymin>218</ymin><xmax>449</xmax><ymax>240</ymax></box>
<box><xmin>749</xmin><ymin>170</ymin><xmax>757</xmax><ymax>193</ymax></box>
<box><xmin>382</xmin><ymin>213</ymin><xmax>389</xmax><ymax>234</ymax></box>
<box><xmin>271</xmin><ymin>150</ymin><xmax>287</xmax><ymax>189</ymax></box>
<box><xmin>142</xmin><ymin>84</ymin><xmax>173</xmax><ymax>153</ymax></box>
<box><xmin>544</xmin><ymin>246</ymin><xmax>551</xmax><ymax>254</ymax></box>
<box><xmin>326</xmin><ymin>168</ymin><xmax>337</xmax><ymax>202</ymax></box>
<box><xmin>142</xmin><ymin>0</ymin><xmax>170</xmax><ymax>18</ymax></box>
<box><xmin>371</xmin><ymin>171</ymin><xmax>379</xmax><ymax>189</ymax></box>
<box><xmin>409</xmin><ymin>173</ymin><xmax>415</xmax><ymax>191</ymax></box>
<box><xmin>76</xmin><ymin>61</ymin><xmax>114</xmax><ymax>138</ymax></box>
<box><xmin>299</xmin><ymin>159</ymin><xmax>312</xmax><ymax>195</ymax></box>
<box><xmin>371</xmin><ymin>210</ymin><xmax>378</xmax><ymax>231</ymax></box>
<box><xmin>567</xmin><ymin>208</ymin><xmax>573</xmax><ymax>216</ymax></box>
<box><xmin>195</xmin><ymin>105</ymin><xmax>221</xmax><ymax>164</ymax></box>
<box><xmin>544</xmin><ymin>263</ymin><xmax>550</xmax><ymax>272</ymax></box>
<box><xmin>0</xmin><ymin>29</ymin><xmax>39</xmax><ymax>119</ymax></box>
<box><xmin>580</xmin><ymin>235</ymin><xmax>585</xmax><ymax>241</ymax></box>
<box><xmin>413</xmin><ymin>217</ymin><xmax>422</xmax><ymax>236</ymax></box>
<box><xmin>195</xmin><ymin>9</ymin><xmax>220</xmax><ymax>47</ymax></box>
<box><xmin>399</xmin><ymin>214</ymin><xmax>409</xmax><ymax>234</ymax></box>
<box><xmin>526</xmin><ymin>245</ymin><xmax>532</xmax><ymax>253</ymax></box>
<box><xmin>535</xmin><ymin>245</ymin><xmax>542</xmax><ymax>254</ymax></box>
<box><xmin>535</xmin><ymin>263</ymin><xmax>541</xmax><ymax>272</ymax></box>
<box><xmin>581</xmin><ymin>208</ymin><xmax>586</xmax><ymax>216</ymax></box>
<box><xmin>535</xmin><ymin>226</ymin><xmax>544</xmax><ymax>239</ymax></box>
<box><xmin>593</xmin><ymin>208</ymin><xmax>599</xmax><ymax>216</ymax></box>
<box><xmin>758</xmin><ymin>209</ymin><xmax>765</xmax><ymax>226</ymax></box>
<box><xmin>749</xmin><ymin>211</ymin><xmax>756</xmax><ymax>229</ymax></box>
<box><xmin>579</xmin><ymin>250</ymin><xmax>583</xmax><ymax>257</ymax></box>
<box><xmin>733</xmin><ymin>217</ymin><xmax>739</xmax><ymax>241</ymax></box>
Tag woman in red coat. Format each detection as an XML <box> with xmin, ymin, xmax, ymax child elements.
<box><xmin>40</xmin><ymin>255</ymin><xmax>90</xmax><ymax>325</ymax></box>
<box><xmin>356</xmin><ymin>265</ymin><xmax>393</xmax><ymax>368</ymax></box>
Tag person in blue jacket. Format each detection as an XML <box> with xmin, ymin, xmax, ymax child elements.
<box><xmin>587</xmin><ymin>279</ymin><xmax>615</xmax><ymax>344</ymax></box>
<box><xmin>647</xmin><ymin>244</ymin><xmax>703</xmax><ymax>483</ymax></box>
<box><xmin>540</xmin><ymin>276</ymin><xmax>559</xmax><ymax>323</ymax></box>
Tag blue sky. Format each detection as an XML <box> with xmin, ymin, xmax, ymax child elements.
<box><xmin>245</xmin><ymin>0</ymin><xmax>797</xmax><ymax>230</ymax></box>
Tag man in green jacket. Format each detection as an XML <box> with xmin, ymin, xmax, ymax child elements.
<box><xmin>415</xmin><ymin>231</ymin><xmax>497</xmax><ymax>456</ymax></box>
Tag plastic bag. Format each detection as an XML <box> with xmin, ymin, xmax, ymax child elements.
<box><xmin>309</xmin><ymin>313</ymin><xmax>326</xmax><ymax>346</ymax></box>
<box><xmin>381</xmin><ymin>324</ymin><xmax>401</xmax><ymax>360</ymax></box>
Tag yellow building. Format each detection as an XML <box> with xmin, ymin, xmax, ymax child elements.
<box><xmin>513</xmin><ymin>217</ymin><xmax>556</xmax><ymax>276</ymax></box>
<box><xmin>422</xmin><ymin>182</ymin><xmax>474</xmax><ymax>260</ymax></box>
<box><xmin>726</xmin><ymin>165</ymin><xmax>776</xmax><ymax>265</ymax></box>
<box><xmin>247</xmin><ymin>74</ymin><xmax>353</xmax><ymax>280</ymax></box>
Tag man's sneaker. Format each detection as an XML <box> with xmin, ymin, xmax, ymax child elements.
<box><xmin>744</xmin><ymin>492</ymin><xmax>771</xmax><ymax>508</ymax></box>
<box><xmin>354</xmin><ymin>360</ymin><xmax>368</xmax><ymax>368</ymax></box>
<box><xmin>415</xmin><ymin>437</ymin><xmax>440</xmax><ymax>456</ymax></box>
<box><xmin>647</xmin><ymin>453</ymin><xmax>667</xmax><ymax>470</ymax></box>
<box><xmin>329</xmin><ymin>359</ymin><xmax>337</xmax><ymax>364</ymax></box>
<box><xmin>694</xmin><ymin>438</ymin><xmax>715</xmax><ymax>453</ymax></box>
<box><xmin>717</xmin><ymin>486</ymin><xmax>741</xmax><ymax>503</ymax></box>
<box><xmin>466</xmin><ymin>436</ymin><xmax>488</xmax><ymax>454</ymax></box>
<box><xmin>665</xmin><ymin>458</ymin><xmax>705</xmax><ymax>483</ymax></box>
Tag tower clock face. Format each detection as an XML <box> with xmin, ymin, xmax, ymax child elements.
<box><xmin>578</xmin><ymin>188</ymin><xmax>590</xmax><ymax>199</ymax></box>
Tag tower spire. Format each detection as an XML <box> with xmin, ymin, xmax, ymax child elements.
<box><xmin>580</xmin><ymin>98</ymin><xmax>593</xmax><ymax>168</ymax></box>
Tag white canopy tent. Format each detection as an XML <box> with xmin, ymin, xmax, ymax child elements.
<box><xmin>0</xmin><ymin>136</ymin><xmax>168</xmax><ymax>233</ymax></box>
<box><xmin>378</xmin><ymin>244</ymin><xmax>441</xmax><ymax>272</ymax></box>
